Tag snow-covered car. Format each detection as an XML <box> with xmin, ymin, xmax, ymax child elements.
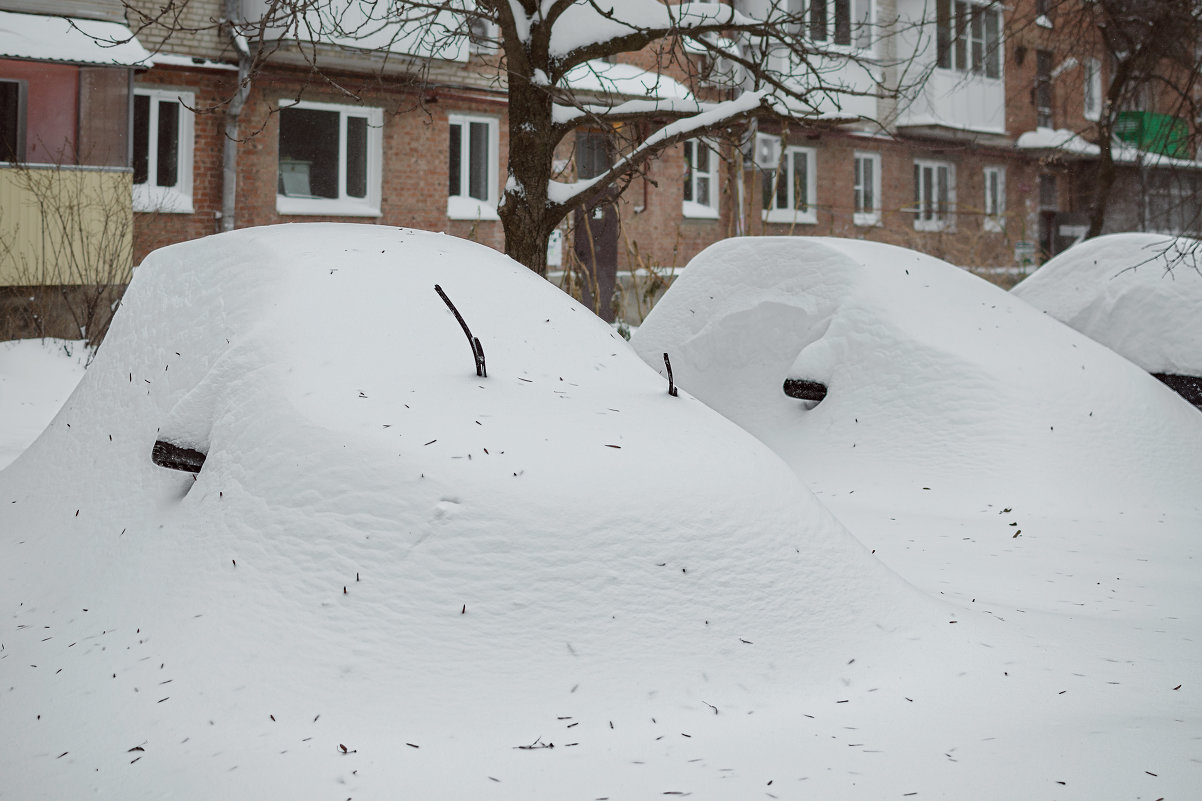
<box><xmin>1011</xmin><ymin>232</ymin><xmax>1202</xmax><ymax>406</ymax></box>
<box><xmin>0</xmin><ymin>224</ymin><xmax>938</xmax><ymax>800</ymax></box>
<box><xmin>630</xmin><ymin>236</ymin><xmax>1202</xmax><ymax>514</ymax></box>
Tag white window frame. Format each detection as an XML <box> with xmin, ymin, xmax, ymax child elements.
<box><xmin>447</xmin><ymin>113</ymin><xmax>500</xmax><ymax>220</ymax></box>
<box><xmin>682</xmin><ymin>138</ymin><xmax>720</xmax><ymax>219</ymax></box>
<box><xmin>1083</xmin><ymin>57</ymin><xmax>1102</xmax><ymax>121</ymax></box>
<box><xmin>912</xmin><ymin>159</ymin><xmax>955</xmax><ymax>232</ymax></box>
<box><xmin>853</xmin><ymin>151</ymin><xmax>881</xmax><ymax>226</ymax></box>
<box><xmin>983</xmin><ymin>165</ymin><xmax>1005</xmax><ymax>232</ymax></box>
<box><xmin>276</xmin><ymin>99</ymin><xmax>382</xmax><ymax>217</ymax></box>
<box><xmin>935</xmin><ymin>0</ymin><xmax>1002</xmax><ymax>80</ymax></box>
<box><xmin>762</xmin><ymin>145</ymin><xmax>817</xmax><ymax>225</ymax></box>
<box><xmin>133</xmin><ymin>87</ymin><xmax>194</xmax><ymax>214</ymax></box>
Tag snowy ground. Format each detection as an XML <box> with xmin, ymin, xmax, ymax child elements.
<box><xmin>2</xmin><ymin>227</ymin><xmax>1199</xmax><ymax>800</ymax></box>
<box><xmin>0</xmin><ymin>339</ymin><xmax>88</xmax><ymax>470</ymax></box>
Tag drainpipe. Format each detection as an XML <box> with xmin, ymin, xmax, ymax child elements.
<box><xmin>221</xmin><ymin>0</ymin><xmax>252</xmax><ymax>232</ymax></box>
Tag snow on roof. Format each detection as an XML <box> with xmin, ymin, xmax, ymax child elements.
<box><xmin>1014</xmin><ymin>126</ymin><xmax>1099</xmax><ymax>155</ymax></box>
<box><xmin>631</xmin><ymin>236</ymin><xmax>1202</xmax><ymax>515</ymax></box>
<box><xmin>1011</xmin><ymin>232</ymin><xmax>1202</xmax><ymax>376</ymax></box>
<box><xmin>0</xmin><ymin>10</ymin><xmax>150</xmax><ymax>66</ymax></box>
<box><xmin>0</xmin><ymin>223</ymin><xmax>934</xmax><ymax>799</ymax></box>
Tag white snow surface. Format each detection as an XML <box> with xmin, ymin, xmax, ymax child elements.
<box><xmin>0</xmin><ymin>10</ymin><xmax>151</xmax><ymax>66</ymax></box>
<box><xmin>631</xmin><ymin>236</ymin><xmax>1202</xmax><ymax>797</ymax></box>
<box><xmin>2</xmin><ymin>224</ymin><xmax>949</xmax><ymax>800</ymax></box>
<box><xmin>0</xmin><ymin>339</ymin><xmax>87</xmax><ymax>470</ymax></box>
<box><xmin>5</xmin><ymin>228</ymin><xmax>1202</xmax><ymax>799</ymax></box>
<box><xmin>1011</xmin><ymin>232</ymin><xmax>1202</xmax><ymax>375</ymax></box>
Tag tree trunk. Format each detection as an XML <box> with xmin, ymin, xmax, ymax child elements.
<box><xmin>1087</xmin><ymin>135</ymin><xmax>1116</xmax><ymax>239</ymax></box>
<box><xmin>499</xmin><ymin>69</ymin><xmax>558</xmax><ymax>275</ymax></box>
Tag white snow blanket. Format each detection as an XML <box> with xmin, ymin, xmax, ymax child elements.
<box><xmin>1011</xmin><ymin>232</ymin><xmax>1202</xmax><ymax>376</ymax></box>
<box><xmin>631</xmin><ymin>236</ymin><xmax>1202</xmax><ymax>515</ymax></box>
<box><xmin>0</xmin><ymin>224</ymin><xmax>935</xmax><ymax>800</ymax></box>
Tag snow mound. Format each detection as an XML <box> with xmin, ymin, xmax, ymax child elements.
<box><xmin>631</xmin><ymin>236</ymin><xmax>1202</xmax><ymax>515</ymax></box>
<box><xmin>0</xmin><ymin>225</ymin><xmax>932</xmax><ymax>799</ymax></box>
<box><xmin>1011</xmin><ymin>232</ymin><xmax>1202</xmax><ymax>376</ymax></box>
<box><xmin>0</xmin><ymin>339</ymin><xmax>87</xmax><ymax>470</ymax></box>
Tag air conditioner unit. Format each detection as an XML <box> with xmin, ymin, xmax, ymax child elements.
<box><xmin>753</xmin><ymin>133</ymin><xmax>781</xmax><ymax>169</ymax></box>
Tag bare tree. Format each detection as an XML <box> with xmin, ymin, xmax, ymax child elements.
<box><xmin>122</xmin><ymin>0</ymin><xmax>923</xmax><ymax>274</ymax></box>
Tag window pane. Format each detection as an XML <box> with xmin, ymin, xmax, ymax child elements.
<box><xmin>346</xmin><ymin>115</ymin><xmax>367</xmax><ymax>199</ymax></box>
<box><xmin>834</xmin><ymin>0</ymin><xmax>851</xmax><ymax>45</ymax></box>
<box><xmin>468</xmin><ymin>121</ymin><xmax>489</xmax><ymax>201</ymax></box>
<box><xmin>156</xmin><ymin>100</ymin><xmax>179</xmax><ymax>188</ymax></box>
<box><xmin>279</xmin><ymin>107</ymin><xmax>340</xmax><ymax>198</ymax></box>
<box><xmin>954</xmin><ymin>2</ymin><xmax>967</xmax><ymax>71</ymax></box>
<box><xmin>133</xmin><ymin>94</ymin><xmax>149</xmax><ymax>184</ymax></box>
<box><xmin>863</xmin><ymin>158</ymin><xmax>874</xmax><ymax>211</ymax></box>
<box><xmin>936</xmin><ymin>166</ymin><xmax>949</xmax><ymax>218</ymax></box>
<box><xmin>923</xmin><ymin>166</ymin><xmax>933</xmax><ymax>220</ymax></box>
<box><xmin>854</xmin><ymin>157</ymin><xmax>862</xmax><ymax>210</ymax></box>
<box><xmin>970</xmin><ymin>7</ymin><xmax>984</xmax><ymax>73</ymax></box>
<box><xmin>936</xmin><ymin>0</ymin><xmax>951</xmax><ymax>68</ymax></box>
<box><xmin>852</xmin><ymin>0</ymin><xmax>871</xmax><ymax>49</ymax></box>
<box><xmin>682</xmin><ymin>141</ymin><xmax>694</xmax><ymax>202</ymax></box>
<box><xmin>775</xmin><ymin>163</ymin><xmax>788</xmax><ymax>209</ymax></box>
<box><xmin>449</xmin><ymin>123</ymin><xmax>462</xmax><ymax>196</ymax></box>
<box><xmin>793</xmin><ymin>151</ymin><xmax>807</xmax><ymax>211</ymax></box>
<box><xmin>810</xmin><ymin>0</ymin><xmax>828</xmax><ymax>41</ymax></box>
<box><xmin>697</xmin><ymin>175</ymin><xmax>711</xmax><ymax>207</ymax></box>
<box><xmin>984</xmin><ymin>10</ymin><xmax>1000</xmax><ymax>78</ymax></box>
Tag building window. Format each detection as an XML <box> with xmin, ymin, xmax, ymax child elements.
<box><xmin>448</xmin><ymin>113</ymin><xmax>499</xmax><ymax>219</ymax></box>
<box><xmin>983</xmin><ymin>166</ymin><xmax>1005</xmax><ymax>232</ymax></box>
<box><xmin>683</xmin><ymin>139</ymin><xmax>720</xmax><ymax>218</ymax></box>
<box><xmin>133</xmin><ymin>88</ymin><xmax>194</xmax><ymax>213</ymax></box>
<box><xmin>763</xmin><ymin>145</ymin><xmax>817</xmax><ymax>225</ymax></box>
<box><xmin>912</xmin><ymin>159</ymin><xmax>955</xmax><ymax>231</ymax></box>
<box><xmin>1083</xmin><ymin>58</ymin><xmax>1102</xmax><ymax>121</ymax></box>
<box><xmin>779</xmin><ymin>0</ymin><xmax>872</xmax><ymax>50</ymax></box>
<box><xmin>1035</xmin><ymin>49</ymin><xmax>1053</xmax><ymax>127</ymax></box>
<box><xmin>0</xmin><ymin>79</ymin><xmax>25</xmax><ymax>162</ymax></box>
<box><xmin>935</xmin><ymin>0</ymin><xmax>1001</xmax><ymax>79</ymax></box>
<box><xmin>853</xmin><ymin>151</ymin><xmax>881</xmax><ymax>226</ymax></box>
<box><xmin>277</xmin><ymin>100</ymin><xmax>382</xmax><ymax>216</ymax></box>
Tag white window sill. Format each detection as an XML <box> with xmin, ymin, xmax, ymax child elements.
<box><xmin>447</xmin><ymin>196</ymin><xmax>500</xmax><ymax>221</ymax></box>
<box><xmin>277</xmin><ymin>195</ymin><xmax>381</xmax><ymax>217</ymax></box>
<box><xmin>762</xmin><ymin>209</ymin><xmax>817</xmax><ymax>225</ymax></box>
<box><xmin>934</xmin><ymin>68</ymin><xmax>1002</xmax><ymax>83</ymax></box>
<box><xmin>983</xmin><ymin>217</ymin><xmax>1005</xmax><ymax>233</ymax></box>
<box><xmin>853</xmin><ymin>212</ymin><xmax>881</xmax><ymax>227</ymax></box>
<box><xmin>682</xmin><ymin>201</ymin><xmax>719</xmax><ymax>220</ymax></box>
<box><xmin>133</xmin><ymin>187</ymin><xmax>193</xmax><ymax>214</ymax></box>
<box><xmin>913</xmin><ymin>219</ymin><xmax>953</xmax><ymax>232</ymax></box>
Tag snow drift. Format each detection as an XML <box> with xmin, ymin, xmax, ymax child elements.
<box><xmin>1011</xmin><ymin>232</ymin><xmax>1202</xmax><ymax>377</ymax></box>
<box><xmin>0</xmin><ymin>225</ymin><xmax>937</xmax><ymax>800</ymax></box>
<box><xmin>630</xmin><ymin>236</ymin><xmax>1202</xmax><ymax>514</ymax></box>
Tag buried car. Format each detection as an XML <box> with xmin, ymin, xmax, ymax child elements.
<box><xmin>1011</xmin><ymin>232</ymin><xmax>1202</xmax><ymax>407</ymax></box>
<box><xmin>1</xmin><ymin>224</ymin><xmax>945</xmax><ymax>800</ymax></box>
<box><xmin>629</xmin><ymin>236</ymin><xmax>1202</xmax><ymax>514</ymax></box>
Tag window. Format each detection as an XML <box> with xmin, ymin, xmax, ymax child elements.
<box><xmin>133</xmin><ymin>88</ymin><xmax>195</xmax><ymax>213</ymax></box>
<box><xmin>683</xmin><ymin>139</ymin><xmax>720</xmax><ymax>218</ymax></box>
<box><xmin>983</xmin><ymin>166</ymin><xmax>1005</xmax><ymax>232</ymax></box>
<box><xmin>575</xmin><ymin>130</ymin><xmax>610</xmax><ymax>180</ymax></box>
<box><xmin>935</xmin><ymin>0</ymin><xmax>1001</xmax><ymax>79</ymax></box>
<box><xmin>277</xmin><ymin>100</ymin><xmax>382</xmax><ymax>216</ymax></box>
<box><xmin>0</xmin><ymin>79</ymin><xmax>25</xmax><ymax>162</ymax></box>
<box><xmin>853</xmin><ymin>151</ymin><xmax>881</xmax><ymax>226</ymax></box>
<box><xmin>762</xmin><ymin>146</ymin><xmax>816</xmax><ymax>225</ymax></box>
<box><xmin>1035</xmin><ymin>50</ymin><xmax>1053</xmax><ymax>127</ymax></box>
<box><xmin>783</xmin><ymin>0</ymin><xmax>873</xmax><ymax>49</ymax></box>
<box><xmin>912</xmin><ymin>159</ymin><xmax>955</xmax><ymax>231</ymax></box>
<box><xmin>1083</xmin><ymin>58</ymin><xmax>1102</xmax><ymax>121</ymax></box>
<box><xmin>448</xmin><ymin>113</ymin><xmax>499</xmax><ymax>219</ymax></box>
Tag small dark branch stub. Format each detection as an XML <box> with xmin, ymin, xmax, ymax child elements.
<box><xmin>783</xmin><ymin>379</ymin><xmax>828</xmax><ymax>403</ymax></box>
<box><xmin>151</xmin><ymin>440</ymin><xmax>206</xmax><ymax>474</ymax></box>
<box><xmin>663</xmin><ymin>352</ymin><xmax>678</xmax><ymax>397</ymax></box>
<box><xmin>435</xmin><ymin>284</ymin><xmax>486</xmax><ymax>377</ymax></box>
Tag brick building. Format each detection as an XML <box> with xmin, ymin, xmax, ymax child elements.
<box><xmin>2</xmin><ymin>0</ymin><xmax>1198</xmax><ymax>336</ymax></box>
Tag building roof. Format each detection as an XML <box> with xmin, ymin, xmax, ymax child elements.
<box><xmin>0</xmin><ymin>9</ymin><xmax>150</xmax><ymax>67</ymax></box>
